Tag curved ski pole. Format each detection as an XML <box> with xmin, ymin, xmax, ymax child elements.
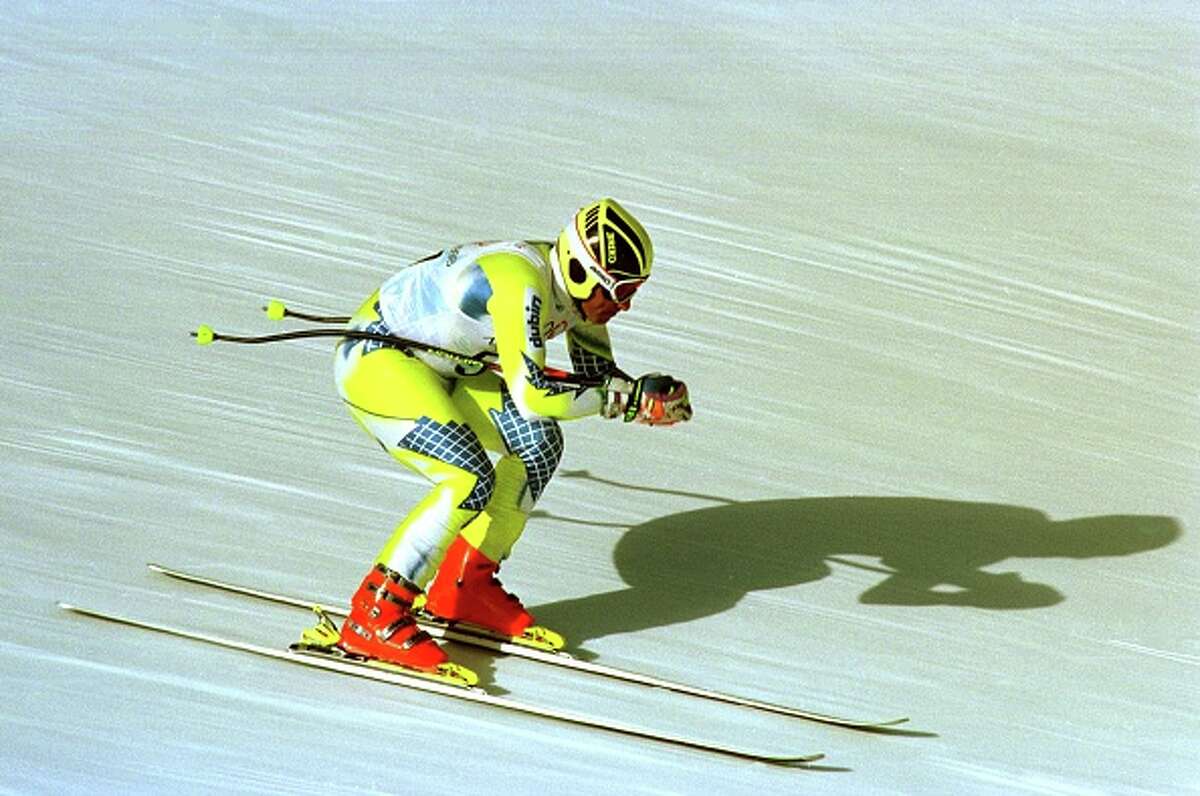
<box><xmin>190</xmin><ymin>325</ymin><xmax>611</xmax><ymax>387</ymax></box>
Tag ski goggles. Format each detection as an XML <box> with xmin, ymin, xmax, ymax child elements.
<box><xmin>604</xmin><ymin>275</ymin><xmax>646</xmax><ymax>304</ymax></box>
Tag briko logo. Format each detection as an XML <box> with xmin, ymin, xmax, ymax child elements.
<box><xmin>605</xmin><ymin>230</ymin><xmax>617</xmax><ymax>264</ymax></box>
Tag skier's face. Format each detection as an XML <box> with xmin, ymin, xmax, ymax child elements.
<box><xmin>580</xmin><ymin>285</ymin><xmax>631</xmax><ymax>324</ymax></box>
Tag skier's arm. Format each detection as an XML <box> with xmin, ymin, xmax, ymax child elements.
<box><xmin>566</xmin><ymin>313</ymin><xmax>693</xmax><ymax>426</ymax></box>
<box><xmin>566</xmin><ymin>324</ymin><xmax>619</xmax><ymax>379</ymax></box>
<box><xmin>479</xmin><ymin>253</ymin><xmax>604</xmax><ymax>421</ymax></box>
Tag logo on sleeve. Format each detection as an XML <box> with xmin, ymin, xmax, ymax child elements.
<box><xmin>526</xmin><ymin>292</ymin><xmax>544</xmax><ymax>349</ymax></box>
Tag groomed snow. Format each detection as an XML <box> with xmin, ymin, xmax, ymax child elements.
<box><xmin>3</xmin><ymin>3</ymin><xmax>1197</xmax><ymax>793</ymax></box>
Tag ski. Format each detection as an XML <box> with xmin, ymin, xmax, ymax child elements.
<box><xmin>148</xmin><ymin>563</ymin><xmax>909</xmax><ymax>731</ymax></box>
<box><xmin>58</xmin><ymin>602</ymin><xmax>824</xmax><ymax>768</ymax></box>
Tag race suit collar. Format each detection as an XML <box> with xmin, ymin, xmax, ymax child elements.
<box><xmin>546</xmin><ymin>240</ymin><xmax>585</xmax><ymax>323</ymax></box>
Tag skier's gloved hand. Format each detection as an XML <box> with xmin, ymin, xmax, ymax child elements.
<box><xmin>602</xmin><ymin>373</ymin><xmax>693</xmax><ymax>426</ymax></box>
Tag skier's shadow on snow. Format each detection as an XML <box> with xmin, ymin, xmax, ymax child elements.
<box><xmin>529</xmin><ymin>471</ymin><xmax>1181</xmax><ymax>644</ymax></box>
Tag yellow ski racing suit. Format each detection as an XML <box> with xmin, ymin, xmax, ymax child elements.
<box><xmin>333</xmin><ymin>241</ymin><xmax>617</xmax><ymax>586</ymax></box>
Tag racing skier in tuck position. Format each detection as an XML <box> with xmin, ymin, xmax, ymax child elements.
<box><xmin>333</xmin><ymin>198</ymin><xmax>693</xmax><ymax>673</ymax></box>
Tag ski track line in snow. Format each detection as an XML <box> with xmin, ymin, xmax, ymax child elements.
<box><xmin>1107</xmin><ymin>641</ymin><xmax>1200</xmax><ymax>667</ymax></box>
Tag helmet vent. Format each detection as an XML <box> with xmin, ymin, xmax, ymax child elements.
<box><xmin>609</xmin><ymin>236</ymin><xmax>638</xmax><ymax>279</ymax></box>
<box><xmin>582</xmin><ymin>216</ymin><xmax>601</xmax><ymax>261</ymax></box>
<box><xmin>606</xmin><ymin>212</ymin><xmax>646</xmax><ymax>279</ymax></box>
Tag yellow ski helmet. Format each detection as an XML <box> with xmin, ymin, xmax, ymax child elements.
<box><xmin>556</xmin><ymin>198</ymin><xmax>653</xmax><ymax>303</ymax></box>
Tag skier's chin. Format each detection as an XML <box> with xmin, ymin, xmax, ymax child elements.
<box><xmin>580</xmin><ymin>302</ymin><xmax>616</xmax><ymax>324</ymax></box>
<box><xmin>590</xmin><ymin>308</ymin><xmax>619</xmax><ymax>324</ymax></box>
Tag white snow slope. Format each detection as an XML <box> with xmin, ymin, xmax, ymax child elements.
<box><xmin>2</xmin><ymin>3</ymin><xmax>1198</xmax><ymax>794</ymax></box>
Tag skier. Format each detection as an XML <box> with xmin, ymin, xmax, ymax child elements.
<box><xmin>333</xmin><ymin>198</ymin><xmax>693</xmax><ymax>671</ymax></box>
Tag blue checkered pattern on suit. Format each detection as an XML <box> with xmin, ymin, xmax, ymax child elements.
<box><xmin>569</xmin><ymin>347</ymin><xmax>615</xmax><ymax>379</ymax></box>
<box><xmin>399</xmin><ymin>417</ymin><xmax>495</xmax><ymax>510</ymax></box>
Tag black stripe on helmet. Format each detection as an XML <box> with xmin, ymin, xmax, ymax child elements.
<box><xmin>604</xmin><ymin>209</ymin><xmax>647</xmax><ymax>279</ymax></box>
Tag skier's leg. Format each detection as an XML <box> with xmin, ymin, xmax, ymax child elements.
<box><xmin>458</xmin><ymin>454</ymin><xmax>539</xmax><ymax>562</ymax></box>
<box><xmin>424</xmin><ymin>378</ymin><xmax>564</xmax><ymax>635</ymax></box>
<box><xmin>333</xmin><ymin>305</ymin><xmax>495</xmax><ymax>666</ymax></box>
<box><xmin>339</xmin><ymin>348</ymin><xmax>495</xmax><ymax>584</ymax></box>
<box><xmin>448</xmin><ymin>375</ymin><xmax>565</xmax><ymax>555</ymax></box>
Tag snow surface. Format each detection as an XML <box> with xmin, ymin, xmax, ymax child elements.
<box><xmin>3</xmin><ymin>2</ymin><xmax>1198</xmax><ymax>793</ymax></box>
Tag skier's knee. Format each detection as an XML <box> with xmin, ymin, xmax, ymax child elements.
<box><xmin>396</xmin><ymin>416</ymin><xmax>495</xmax><ymax>508</ymax></box>
<box><xmin>462</xmin><ymin>463</ymin><xmax>496</xmax><ymax>511</ymax></box>
<box><xmin>490</xmin><ymin>388</ymin><xmax>564</xmax><ymax>504</ymax></box>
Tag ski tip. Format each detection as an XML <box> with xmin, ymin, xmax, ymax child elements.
<box><xmin>865</xmin><ymin>719</ymin><xmax>938</xmax><ymax>738</ymax></box>
<box><xmin>147</xmin><ymin>562</ymin><xmax>189</xmax><ymax>578</ymax></box>
<box><xmin>858</xmin><ymin>717</ymin><xmax>914</xmax><ymax>732</ymax></box>
<box><xmin>57</xmin><ymin>602</ymin><xmax>103</xmax><ymax>622</ymax></box>
<box><xmin>58</xmin><ymin>602</ymin><xmax>102</xmax><ymax>618</ymax></box>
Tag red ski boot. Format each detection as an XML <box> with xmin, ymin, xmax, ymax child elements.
<box><xmin>338</xmin><ymin>564</ymin><xmax>448</xmax><ymax>672</ymax></box>
<box><xmin>424</xmin><ymin>536</ymin><xmax>534</xmax><ymax>637</ymax></box>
